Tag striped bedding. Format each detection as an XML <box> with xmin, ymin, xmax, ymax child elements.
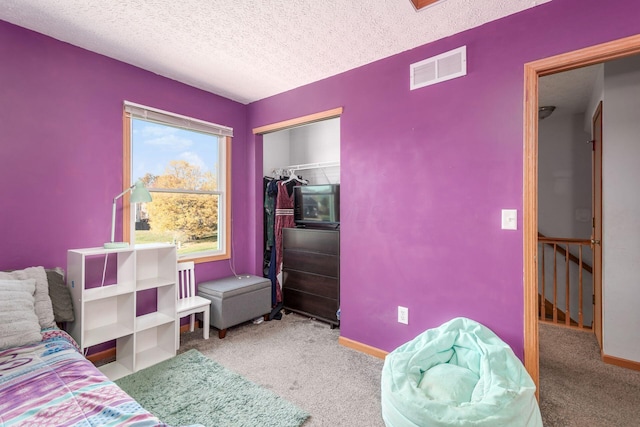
<box><xmin>0</xmin><ymin>328</ymin><xmax>169</xmax><ymax>427</ymax></box>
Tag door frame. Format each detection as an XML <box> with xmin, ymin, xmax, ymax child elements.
<box><xmin>523</xmin><ymin>33</ymin><xmax>640</xmax><ymax>394</ymax></box>
<box><xmin>592</xmin><ymin>101</ymin><xmax>603</xmax><ymax>349</ymax></box>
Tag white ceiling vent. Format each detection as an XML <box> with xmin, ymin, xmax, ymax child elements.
<box><xmin>410</xmin><ymin>46</ymin><xmax>467</xmax><ymax>90</ymax></box>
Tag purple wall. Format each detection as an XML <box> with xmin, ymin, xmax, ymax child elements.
<box><xmin>2</xmin><ymin>0</ymin><xmax>640</xmax><ymax>358</ymax></box>
<box><xmin>0</xmin><ymin>20</ymin><xmax>252</xmax><ymax>284</ymax></box>
<box><xmin>247</xmin><ymin>0</ymin><xmax>640</xmax><ymax>356</ymax></box>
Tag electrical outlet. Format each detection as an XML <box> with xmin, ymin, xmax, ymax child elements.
<box><xmin>398</xmin><ymin>306</ymin><xmax>409</xmax><ymax>324</ymax></box>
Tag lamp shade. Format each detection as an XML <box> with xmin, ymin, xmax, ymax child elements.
<box><xmin>130</xmin><ymin>180</ymin><xmax>153</xmax><ymax>203</ymax></box>
<box><xmin>104</xmin><ymin>180</ymin><xmax>152</xmax><ymax>248</ymax></box>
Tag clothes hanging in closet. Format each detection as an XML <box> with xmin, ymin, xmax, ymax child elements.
<box><xmin>263</xmin><ymin>177</ymin><xmax>279</xmax><ymax>306</ymax></box>
<box><xmin>273</xmin><ymin>180</ymin><xmax>299</xmax><ymax>304</ymax></box>
<box><xmin>264</xmin><ymin>178</ymin><xmax>279</xmax><ymax>250</ymax></box>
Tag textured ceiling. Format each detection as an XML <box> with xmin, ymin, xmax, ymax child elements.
<box><xmin>0</xmin><ymin>0</ymin><xmax>550</xmax><ymax>104</ymax></box>
<box><xmin>539</xmin><ymin>65</ymin><xmax>602</xmax><ymax>115</ymax></box>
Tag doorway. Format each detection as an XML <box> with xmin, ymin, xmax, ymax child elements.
<box><xmin>252</xmin><ymin>107</ymin><xmax>343</xmax><ymax>315</ymax></box>
<box><xmin>523</xmin><ymin>34</ymin><xmax>640</xmax><ymax>392</ymax></box>
<box><xmin>538</xmin><ymin>65</ymin><xmax>599</xmax><ymax>334</ymax></box>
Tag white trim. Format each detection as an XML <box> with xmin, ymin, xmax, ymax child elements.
<box><xmin>124</xmin><ymin>101</ymin><xmax>233</xmax><ymax>137</ymax></box>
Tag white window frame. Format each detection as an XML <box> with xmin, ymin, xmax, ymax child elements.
<box><xmin>122</xmin><ymin>101</ymin><xmax>232</xmax><ymax>263</ymax></box>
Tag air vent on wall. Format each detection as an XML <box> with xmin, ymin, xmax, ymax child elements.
<box><xmin>410</xmin><ymin>46</ymin><xmax>467</xmax><ymax>90</ymax></box>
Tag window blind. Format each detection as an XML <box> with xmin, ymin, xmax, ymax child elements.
<box><xmin>124</xmin><ymin>101</ymin><xmax>233</xmax><ymax>137</ymax></box>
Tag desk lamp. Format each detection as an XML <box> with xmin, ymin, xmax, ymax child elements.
<box><xmin>104</xmin><ymin>180</ymin><xmax>152</xmax><ymax>249</ymax></box>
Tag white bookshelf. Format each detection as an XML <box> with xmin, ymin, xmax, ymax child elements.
<box><xmin>67</xmin><ymin>244</ymin><xmax>177</xmax><ymax>380</ymax></box>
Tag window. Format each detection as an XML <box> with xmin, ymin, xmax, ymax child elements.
<box><xmin>123</xmin><ymin>102</ymin><xmax>232</xmax><ymax>262</ymax></box>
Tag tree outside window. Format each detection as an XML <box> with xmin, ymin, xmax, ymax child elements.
<box><xmin>128</xmin><ymin>112</ymin><xmax>230</xmax><ymax>261</ymax></box>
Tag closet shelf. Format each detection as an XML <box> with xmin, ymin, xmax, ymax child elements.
<box><xmin>283</xmin><ymin>161</ymin><xmax>340</xmax><ymax>171</ymax></box>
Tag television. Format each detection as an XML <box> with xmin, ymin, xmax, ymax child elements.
<box><xmin>293</xmin><ymin>184</ymin><xmax>340</xmax><ymax>228</ymax></box>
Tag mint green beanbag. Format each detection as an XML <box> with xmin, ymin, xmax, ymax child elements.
<box><xmin>381</xmin><ymin>317</ymin><xmax>542</xmax><ymax>427</ymax></box>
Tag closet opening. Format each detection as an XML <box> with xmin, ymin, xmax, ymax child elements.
<box><xmin>253</xmin><ymin>108</ymin><xmax>342</xmax><ymax>327</ymax></box>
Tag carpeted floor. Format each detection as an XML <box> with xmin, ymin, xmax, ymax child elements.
<box><xmin>539</xmin><ymin>322</ymin><xmax>640</xmax><ymax>426</ymax></box>
<box><xmin>176</xmin><ymin>315</ymin><xmax>640</xmax><ymax>426</ymax></box>
<box><xmin>178</xmin><ymin>312</ymin><xmax>385</xmax><ymax>426</ymax></box>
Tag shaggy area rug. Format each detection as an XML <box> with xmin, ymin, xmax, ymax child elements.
<box><xmin>115</xmin><ymin>349</ymin><xmax>309</xmax><ymax>427</ymax></box>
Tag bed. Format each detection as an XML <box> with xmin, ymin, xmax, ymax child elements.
<box><xmin>0</xmin><ymin>266</ymin><xmax>175</xmax><ymax>426</ymax></box>
<box><xmin>0</xmin><ymin>328</ymin><xmax>171</xmax><ymax>426</ymax></box>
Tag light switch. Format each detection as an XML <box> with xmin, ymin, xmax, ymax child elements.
<box><xmin>501</xmin><ymin>209</ymin><xmax>517</xmax><ymax>230</ymax></box>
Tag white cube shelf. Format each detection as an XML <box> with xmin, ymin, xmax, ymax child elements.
<box><xmin>135</xmin><ymin>322</ymin><xmax>175</xmax><ymax>371</ymax></box>
<box><xmin>67</xmin><ymin>244</ymin><xmax>177</xmax><ymax>380</ymax></box>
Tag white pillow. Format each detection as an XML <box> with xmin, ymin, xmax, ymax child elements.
<box><xmin>0</xmin><ymin>266</ymin><xmax>56</xmax><ymax>329</ymax></box>
<box><xmin>0</xmin><ymin>279</ymin><xmax>43</xmax><ymax>350</ymax></box>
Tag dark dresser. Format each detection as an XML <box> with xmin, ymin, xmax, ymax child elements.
<box><xmin>282</xmin><ymin>227</ymin><xmax>340</xmax><ymax>327</ymax></box>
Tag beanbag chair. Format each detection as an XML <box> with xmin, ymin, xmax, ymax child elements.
<box><xmin>381</xmin><ymin>317</ymin><xmax>542</xmax><ymax>427</ymax></box>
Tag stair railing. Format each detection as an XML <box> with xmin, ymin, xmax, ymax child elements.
<box><xmin>537</xmin><ymin>233</ymin><xmax>592</xmax><ymax>330</ymax></box>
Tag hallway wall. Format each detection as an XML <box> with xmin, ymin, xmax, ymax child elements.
<box><xmin>602</xmin><ymin>54</ymin><xmax>640</xmax><ymax>362</ymax></box>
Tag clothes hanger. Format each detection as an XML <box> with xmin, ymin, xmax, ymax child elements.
<box><xmin>283</xmin><ymin>169</ymin><xmax>308</xmax><ymax>184</ymax></box>
<box><xmin>271</xmin><ymin>168</ymin><xmax>283</xmax><ymax>179</ymax></box>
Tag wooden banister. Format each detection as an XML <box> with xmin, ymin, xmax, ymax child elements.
<box><xmin>537</xmin><ymin>233</ymin><xmax>592</xmax><ymax>330</ymax></box>
<box><xmin>538</xmin><ymin>233</ymin><xmax>592</xmax><ymax>274</ymax></box>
